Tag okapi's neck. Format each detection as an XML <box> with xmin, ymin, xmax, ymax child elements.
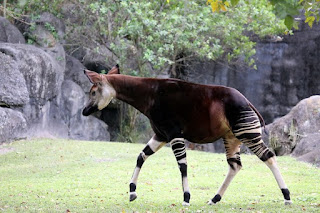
<box><xmin>107</xmin><ymin>75</ymin><xmax>155</xmax><ymax>115</ymax></box>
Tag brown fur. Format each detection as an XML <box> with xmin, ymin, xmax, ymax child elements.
<box><xmin>106</xmin><ymin>74</ymin><xmax>258</xmax><ymax>143</ymax></box>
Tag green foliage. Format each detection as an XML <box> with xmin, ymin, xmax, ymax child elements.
<box><xmin>111</xmin><ymin>0</ymin><xmax>285</xmax><ymax>76</ymax></box>
<box><xmin>12</xmin><ymin>0</ymin><xmax>65</xmax><ymax>18</ymax></box>
<box><xmin>44</xmin><ymin>22</ymin><xmax>58</xmax><ymax>39</ymax></box>
<box><xmin>5</xmin><ymin>0</ymin><xmax>286</xmax><ymax>75</ymax></box>
<box><xmin>209</xmin><ymin>0</ymin><xmax>320</xmax><ymax>30</ymax></box>
<box><xmin>1</xmin><ymin>139</ymin><xmax>320</xmax><ymax>212</ymax></box>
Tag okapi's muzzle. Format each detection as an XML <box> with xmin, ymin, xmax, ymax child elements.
<box><xmin>82</xmin><ymin>104</ymin><xmax>98</xmax><ymax>116</ymax></box>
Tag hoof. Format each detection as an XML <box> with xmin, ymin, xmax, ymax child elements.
<box><xmin>182</xmin><ymin>201</ymin><xmax>190</xmax><ymax>206</ymax></box>
<box><xmin>129</xmin><ymin>192</ymin><xmax>137</xmax><ymax>202</ymax></box>
<box><xmin>208</xmin><ymin>194</ymin><xmax>221</xmax><ymax>205</ymax></box>
<box><xmin>284</xmin><ymin>199</ymin><xmax>293</xmax><ymax>205</ymax></box>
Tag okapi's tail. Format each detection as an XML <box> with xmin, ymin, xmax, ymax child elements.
<box><xmin>247</xmin><ymin>101</ymin><xmax>267</xmax><ymax>134</ymax></box>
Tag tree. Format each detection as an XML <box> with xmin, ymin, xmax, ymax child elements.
<box><xmin>109</xmin><ymin>0</ymin><xmax>285</xmax><ymax>76</ymax></box>
<box><xmin>207</xmin><ymin>0</ymin><xmax>320</xmax><ymax>30</ymax></box>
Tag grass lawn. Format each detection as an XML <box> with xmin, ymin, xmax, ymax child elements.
<box><xmin>0</xmin><ymin>139</ymin><xmax>319</xmax><ymax>212</ymax></box>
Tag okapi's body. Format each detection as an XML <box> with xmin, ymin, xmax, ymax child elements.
<box><xmin>82</xmin><ymin>65</ymin><xmax>292</xmax><ymax>206</ymax></box>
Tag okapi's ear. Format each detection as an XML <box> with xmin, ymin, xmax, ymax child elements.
<box><xmin>107</xmin><ymin>64</ymin><xmax>120</xmax><ymax>75</ymax></box>
<box><xmin>84</xmin><ymin>69</ymin><xmax>102</xmax><ymax>84</ymax></box>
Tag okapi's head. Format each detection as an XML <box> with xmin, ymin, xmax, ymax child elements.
<box><xmin>82</xmin><ymin>65</ymin><xmax>119</xmax><ymax>116</ymax></box>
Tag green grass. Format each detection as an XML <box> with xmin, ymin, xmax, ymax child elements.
<box><xmin>0</xmin><ymin>139</ymin><xmax>319</xmax><ymax>212</ymax></box>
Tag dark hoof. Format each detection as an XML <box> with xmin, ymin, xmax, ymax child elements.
<box><xmin>129</xmin><ymin>192</ymin><xmax>137</xmax><ymax>202</ymax></box>
<box><xmin>208</xmin><ymin>194</ymin><xmax>221</xmax><ymax>205</ymax></box>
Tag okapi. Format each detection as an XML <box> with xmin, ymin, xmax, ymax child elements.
<box><xmin>82</xmin><ymin>65</ymin><xmax>292</xmax><ymax>206</ymax></box>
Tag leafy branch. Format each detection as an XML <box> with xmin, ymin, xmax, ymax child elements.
<box><xmin>207</xmin><ymin>0</ymin><xmax>320</xmax><ymax>30</ymax></box>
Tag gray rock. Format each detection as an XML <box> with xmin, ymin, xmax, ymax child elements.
<box><xmin>0</xmin><ymin>43</ymin><xmax>65</xmax><ymax>122</ymax></box>
<box><xmin>292</xmin><ymin>133</ymin><xmax>320</xmax><ymax>157</ymax></box>
<box><xmin>79</xmin><ymin>44</ymin><xmax>117</xmax><ymax>72</ymax></box>
<box><xmin>297</xmin><ymin>149</ymin><xmax>320</xmax><ymax>168</ymax></box>
<box><xmin>16</xmin><ymin>12</ymin><xmax>65</xmax><ymax>45</ymax></box>
<box><xmin>0</xmin><ymin>52</ymin><xmax>29</xmax><ymax>106</ymax></box>
<box><xmin>65</xmin><ymin>55</ymin><xmax>92</xmax><ymax>92</ymax></box>
<box><xmin>0</xmin><ymin>42</ymin><xmax>111</xmax><ymax>142</ymax></box>
<box><xmin>37</xmin><ymin>12</ymin><xmax>66</xmax><ymax>41</ymax></box>
<box><xmin>71</xmin><ymin>113</ymin><xmax>110</xmax><ymax>141</ymax></box>
<box><xmin>14</xmin><ymin>12</ymin><xmax>66</xmax><ymax>69</ymax></box>
<box><xmin>60</xmin><ymin>80</ymin><xmax>86</xmax><ymax>120</ymax></box>
<box><xmin>41</xmin><ymin>43</ymin><xmax>66</xmax><ymax>70</ymax></box>
<box><xmin>0</xmin><ymin>17</ymin><xmax>25</xmax><ymax>44</ymax></box>
<box><xmin>267</xmin><ymin>96</ymin><xmax>320</xmax><ymax>156</ymax></box>
<box><xmin>0</xmin><ymin>108</ymin><xmax>27</xmax><ymax>143</ymax></box>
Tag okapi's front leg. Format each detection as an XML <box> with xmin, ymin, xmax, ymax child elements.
<box><xmin>129</xmin><ymin>136</ymin><xmax>166</xmax><ymax>202</ymax></box>
<box><xmin>170</xmin><ymin>138</ymin><xmax>191</xmax><ymax>206</ymax></box>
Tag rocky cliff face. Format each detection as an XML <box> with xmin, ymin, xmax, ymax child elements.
<box><xmin>0</xmin><ymin>16</ymin><xmax>110</xmax><ymax>143</ymax></box>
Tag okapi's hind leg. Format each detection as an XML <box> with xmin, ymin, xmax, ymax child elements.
<box><xmin>209</xmin><ymin>133</ymin><xmax>242</xmax><ymax>205</ymax></box>
<box><xmin>233</xmin><ymin>110</ymin><xmax>292</xmax><ymax>205</ymax></box>
<box><xmin>129</xmin><ymin>136</ymin><xmax>166</xmax><ymax>202</ymax></box>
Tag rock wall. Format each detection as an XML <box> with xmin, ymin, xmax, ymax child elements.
<box><xmin>0</xmin><ymin>16</ymin><xmax>110</xmax><ymax>144</ymax></box>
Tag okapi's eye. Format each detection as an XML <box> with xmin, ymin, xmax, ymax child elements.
<box><xmin>92</xmin><ymin>91</ymin><xmax>96</xmax><ymax>96</ymax></box>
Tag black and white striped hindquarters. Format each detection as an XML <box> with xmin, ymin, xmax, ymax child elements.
<box><xmin>232</xmin><ymin>110</ymin><xmax>274</xmax><ymax>161</ymax></box>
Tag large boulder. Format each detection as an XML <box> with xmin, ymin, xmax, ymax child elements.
<box><xmin>0</xmin><ymin>40</ymin><xmax>111</xmax><ymax>142</ymax></box>
<box><xmin>65</xmin><ymin>55</ymin><xmax>92</xmax><ymax>92</ymax></box>
<box><xmin>0</xmin><ymin>43</ymin><xmax>64</xmax><ymax>121</ymax></box>
<box><xmin>0</xmin><ymin>108</ymin><xmax>27</xmax><ymax>143</ymax></box>
<box><xmin>266</xmin><ymin>96</ymin><xmax>320</xmax><ymax>158</ymax></box>
<box><xmin>296</xmin><ymin>149</ymin><xmax>320</xmax><ymax>167</ymax></box>
<box><xmin>0</xmin><ymin>52</ymin><xmax>29</xmax><ymax>106</ymax></box>
<box><xmin>0</xmin><ymin>17</ymin><xmax>25</xmax><ymax>44</ymax></box>
<box><xmin>291</xmin><ymin>132</ymin><xmax>320</xmax><ymax>167</ymax></box>
<box><xmin>15</xmin><ymin>12</ymin><xmax>66</xmax><ymax>69</ymax></box>
<box><xmin>15</xmin><ymin>12</ymin><xmax>65</xmax><ymax>45</ymax></box>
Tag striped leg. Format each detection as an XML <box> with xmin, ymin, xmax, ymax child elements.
<box><xmin>233</xmin><ymin>110</ymin><xmax>292</xmax><ymax>205</ymax></box>
<box><xmin>129</xmin><ymin>136</ymin><xmax>166</xmax><ymax>202</ymax></box>
<box><xmin>171</xmin><ymin>138</ymin><xmax>190</xmax><ymax>206</ymax></box>
<box><xmin>209</xmin><ymin>133</ymin><xmax>242</xmax><ymax>205</ymax></box>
